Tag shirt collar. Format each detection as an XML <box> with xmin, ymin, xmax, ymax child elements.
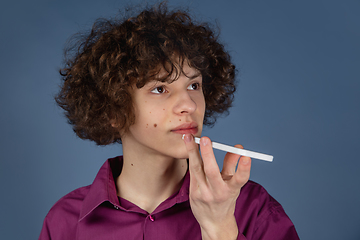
<box><xmin>79</xmin><ymin>156</ymin><xmax>190</xmax><ymax>221</ymax></box>
<box><xmin>79</xmin><ymin>156</ymin><xmax>122</xmax><ymax>221</ymax></box>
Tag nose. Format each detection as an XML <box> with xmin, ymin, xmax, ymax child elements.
<box><xmin>173</xmin><ymin>91</ymin><xmax>197</xmax><ymax>115</ymax></box>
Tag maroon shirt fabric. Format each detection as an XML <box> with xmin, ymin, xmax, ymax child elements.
<box><xmin>39</xmin><ymin>156</ymin><xmax>299</xmax><ymax>240</ymax></box>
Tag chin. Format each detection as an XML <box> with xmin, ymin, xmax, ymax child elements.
<box><xmin>168</xmin><ymin>147</ymin><xmax>190</xmax><ymax>159</ymax></box>
<box><xmin>168</xmin><ymin>151</ymin><xmax>189</xmax><ymax>160</ymax></box>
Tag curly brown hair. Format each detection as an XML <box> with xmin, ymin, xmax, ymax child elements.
<box><xmin>56</xmin><ymin>2</ymin><xmax>236</xmax><ymax>145</ymax></box>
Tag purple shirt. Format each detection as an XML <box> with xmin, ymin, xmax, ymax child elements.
<box><xmin>39</xmin><ymin>156</ymin><xmax>299</xmax><ymax>240</ymax></box>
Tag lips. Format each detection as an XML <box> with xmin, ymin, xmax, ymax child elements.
<box><xmin>171</xmin><ymin>122</ymin><xmax>198</xmax><ymax>134</ymax></box>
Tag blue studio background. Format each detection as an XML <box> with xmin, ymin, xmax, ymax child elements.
<box><xmin>1</xmin><ymin>0</ymin><xmax>359</xmax><ymax>239</ymax></box>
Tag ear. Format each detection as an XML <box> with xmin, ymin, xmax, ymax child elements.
<box><xmin>110</xmin><ymin>116</ymin><xmax>121</xmax><ymax>129</ymax></box>
<box><xmin>110</xmin><ymin>120</ymin><xmax>118</xmax><ymax>128</ymax></box>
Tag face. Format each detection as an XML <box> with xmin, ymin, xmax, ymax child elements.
<box><xmin>121</xmin><ymin>63</ymin><xmax>205</xmax><ymax>159</ymax></box>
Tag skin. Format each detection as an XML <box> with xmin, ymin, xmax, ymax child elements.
<box><xmin>183</xmin><ymin>135</ymin><xmax>251</xmax><ymax>240</ymax></box>
<box><xmin>118</xmin><ymin>63</ymin><xmax>251</xmax><ymax>240</ymax></box>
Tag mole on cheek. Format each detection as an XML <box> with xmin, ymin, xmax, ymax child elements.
<box><xmin>179</xmin><ymin>119</ymin><xmax>181</xmax><ymax>121</ymax></box>
<box><xmin>146</xmin><ymin>124</ymin><xmax>148</xmax><ymax>128</ymax></box>
<box><xmin>154</xmin><ymin>124</ymin><xmax>157</xmax><ymax>127</ymax></box>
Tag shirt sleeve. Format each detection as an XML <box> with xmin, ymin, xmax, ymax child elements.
<box><xmin>235</xmin><ymin>181</ymin><xmax>300</xmax><ymax>240</ymax></box>
<box><xmin>38</xmin><ymin>188</ymin><xmax>84</xmax><ymax>240</ymax></box>
<box><xmin>238</xmin><ymin>233</ymin><xmax>248</xmax><ymax>240</ymax></box>
<box><xmin>38</xmin><ymin>218</ymin><xmax>51</xmax><ymax>240</ymax></box>
<box><xmin>251</xmin><ymin>198</ymin><xmax>300</xmax><ymax>240</ymax></box>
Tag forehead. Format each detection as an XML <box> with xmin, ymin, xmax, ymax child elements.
<box><xmin>134</xmin><ymin>57</ymin><xmax>202</xmax><ymax>89</ymax></box>
<box><xmin>154</xmin><ymin>60</ymin><xmax>201</xmax><ymax>83</ymax></box>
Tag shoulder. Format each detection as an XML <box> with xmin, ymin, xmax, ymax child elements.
<box><xmin>48</xmin><ymin>185</ymin><xmax>90</xmax><ymax>218</ymax></box>
<box><xmin>239</xmin><ymin>180</ymin><xmax>280</xmax><ymax>206</ymax></box>
<box><xmin>40</xmin><ymin>185</ymin><xmax>91</xmax><ymax>239</ymax></box>
<box><xmin>236</xmin><ymin>181</ymin><xmax>299</xmax><ymax>239</ymax></box>
<box><xmin>238</xmin><ymin>180</ymin><xmax>288</xmax><ymax>218</ymax></box>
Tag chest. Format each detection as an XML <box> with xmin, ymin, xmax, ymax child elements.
<box><xmin>76</xmin><ymin>202</ymin><xmax>202</xmax><ymax>240</ymax></box>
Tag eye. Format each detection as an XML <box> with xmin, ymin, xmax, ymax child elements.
<box><xmin>187</xmin><ymin>82</ymin><xmax>201</xmax><ymax>91</ymax></box>
<box><xmin>150</xmin><ymin>86</ymin><xmax>166</xmax><ymax>94</ymax></box>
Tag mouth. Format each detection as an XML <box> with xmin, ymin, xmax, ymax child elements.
<box><xmin>171</xmin><ymin>122</ymin><xmax>198</xmax><ymax>135</ymax></box>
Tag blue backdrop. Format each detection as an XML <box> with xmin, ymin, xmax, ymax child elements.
<box><xmin>1</xmin><ymin>0</ymin><xmax>359</xmax><ymax>239</ymax></box>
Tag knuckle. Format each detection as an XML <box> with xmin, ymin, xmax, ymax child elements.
<box><xmin>204</xmin><ymin>167</ymin><xmax>218</xmax><ymax>178</ymax></box>
<box><xmin>191</xmin><ymin>162</ymin><xmax>203</xmax><ymax>174</ymax></box>
<box><xmin>201</xmin><ymin>150</ymin><xmax>213</xmax><ymax>159</ymax></box>
<box><xmin>234</xmin><ymin>144</ymin><xmax>244</xmax><ymax>149</ymax></box>
<box><xmin>234</xmin><ymin>173</ymin><xmax>249</xmax><ymax>186</ymax></box>
<box><xmin>187</xmin><ymin>145</ymin><xmax>197</xmax><ymax>153</ymax></box>
<box><xmin>199</xmin><ymin>191</ymin><xmax>214</xmax><ymax>203</ymax></box>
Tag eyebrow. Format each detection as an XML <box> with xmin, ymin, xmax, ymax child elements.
<box><xmin>188</xmin><ymin>72</ymin><xmax>202</xmax><ymax>80</ymax></box>
<box><xmin>147</xmin><ymin>68</ymin><xmax>202</xmax><ymax>86</ymax></box>
<box><xmin>153</xmin><ymin>72</ymin><xmax>201</xmax><ymax>84</ymax></box>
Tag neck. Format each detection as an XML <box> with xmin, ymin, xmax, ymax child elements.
<box><xmin>117</xmin><ymin>147</ymin><xmax>188</xmax><ymax>213</ymax></box>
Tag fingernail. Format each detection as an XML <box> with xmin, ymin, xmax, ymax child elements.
<box><xmin>200</xmin><ymin>137</ymin><xmax>208</xmax><ymax>146</ymax></box>
<box><xmin>241</xmin><ymin>157</ymin><xmax>250</xmax><ymax>165</ymax></box>
<box><xmin>184</xmin><ymin>134</ymin><xmax>192</xmax><ymax>143</ymax></box>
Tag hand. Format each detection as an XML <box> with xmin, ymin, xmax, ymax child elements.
<box><xmin>183</xmin><ymin>134</ymin><xmax>251</xmax><ymax>240</ymax></box>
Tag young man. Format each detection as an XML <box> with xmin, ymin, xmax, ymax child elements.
<box><xmin>39</xmin><ymin>3</ymin><xmax>299</xmax><ymax>240</ymax></box>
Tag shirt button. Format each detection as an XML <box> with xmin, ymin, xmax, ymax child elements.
<box><xmin>149</xmin><ymin>215</ymin><xmax>155</xmax><ymax>222</ymax></box>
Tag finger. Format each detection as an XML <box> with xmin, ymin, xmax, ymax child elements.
<box><xmin>231</xmin><ymin>155</ymin><xmax>251</xmax><ymax>188</ymax></box>
<box><xmin>198</xmin><ymin>137</ymin><xmax>223</xmax><ymax>186</ymax></box>
<box><xmin>183</xmin><ymin>134</ymin><xmax>206</xmax><ymax>185</ymax></box>
<box><xmin>222</xmin><ymin>144</ymin><xmax>242</xmax><ymax>180</ymax></box>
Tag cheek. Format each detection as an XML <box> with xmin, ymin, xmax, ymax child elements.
<box><xmin>139</xmin><ymin>110</ymin><xmax>162</xmax><ymax>130</ymax></box>
<box><xmin>197</xmin><ymin>95</ymin><xmax>206</xmax><ymax>115</ymax></box>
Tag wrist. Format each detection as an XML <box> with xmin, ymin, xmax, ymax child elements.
<box><xmin>200</xmin><ymin>217</ymin><xmax>238</xmax><ymax>240</ymax></box>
